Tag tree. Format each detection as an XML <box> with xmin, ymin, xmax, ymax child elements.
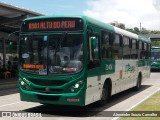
<box><xmin>151</xmin><ymin>30</ymin><xmax>160</xmax><ymax>34</ymax></box>
<box><xmin>126</xmin><ymin>28</ymin><xmax>134</xmax><ymax>33</ymax></box>
<box><xmin>110</xmin><ymin>21</ymin><xmax>160</xmax><ymax>34</ymax></box>
<box><xmin>140</xmin><ymin>27</ymin><xmax>150</xmax><ymax>34</ymax></box>
<box><xmin>152</xmin><ymin>41</ymin><xmax>160</xmax><ymax>47</ymax></box>
<box><xmin>134</xmin><ymin>27</ymin><xmax>140</xmax><ymax>34</ymax></box>
<box><xmin>110</xmin><ymin>22</ymin><xmax>125</xmax><ymax>29</ymax></box>
<box><xmin>119</xmin><ymin>23</ymin><xmax>125</xmax><ymax>29</ymax></box>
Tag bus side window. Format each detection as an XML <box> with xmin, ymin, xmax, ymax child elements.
<box><xmin>101</xmin><ymin>31</ymin><xmax>112</xmax><ymax>59</ymax></box>
<box><xmin>139</xmin><ymin>41</ymin><xmax>144</xmax><ymax>59</ymax></box>
<box><xmin>144</xmin><ymin>42</ymin><xmax>149</xmax><ymax>59</ymax></box>
<box><xmin>139</xmin><ymin>41</ymin><xmax>148</xmax><ymax>60</ymax></box>
<box><xmin>88</xmin><ymin>34</ymin><xmax>100</xmax><ymax>69</ymax></box>
<box><xmin>131</xmin><ymin>39</ymin><xmax>138</xmax><ymax>59</ymax></box>
<box><xmin>112</xmin><ymin>34</ymin><xmax>122</xmax><ymax>59</ymax></box>
<box><xmin>148</xmin><ymin>44</ymin><xmax>151</xmax><ymax>59</ymax></box>
<box><xmin>123</xmin><ymin>36</ymin><xmax>130</xmax><ymax>59</ymax></box>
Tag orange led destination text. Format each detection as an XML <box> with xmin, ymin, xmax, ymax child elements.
<box><xmin>29</xmin><ymin>21</ymin><xmax>75</xmax><ymax>30</ymax></box>
<box><xmin>23</xmin><ymin>64</ymin><xmax>44</xmax><ymax>69</ymax></box>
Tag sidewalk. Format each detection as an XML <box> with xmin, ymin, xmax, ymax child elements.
<box><xmin>0</xmin><ymin>77</ymin><xmax>18</xmax><ymax>90</ymax></box>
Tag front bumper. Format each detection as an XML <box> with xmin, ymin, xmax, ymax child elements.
<box><xmin>19</xmin><ymin>87</ymin><xmax>85</xmax><ymax>106</ymax></box>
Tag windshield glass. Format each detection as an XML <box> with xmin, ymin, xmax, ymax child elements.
<box><xmin>151</xmin><ymin>51</ymin><xmax>160</xmax><ymax>60</ymax></box>
<box><xmin>19</xmin><ymin>34</ymin><xmax>83</xmax><ymax>75</ymax></box>
<box><xmin>151</xmin><ymin>48</ymin><xmax>160</xmax><ymax>60</ymax></box>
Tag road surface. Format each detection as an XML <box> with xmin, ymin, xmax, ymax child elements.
<box><xmin>0</xmin><ymin>72</ymin><xmax>160</xmax><ymax>120</ymax></box>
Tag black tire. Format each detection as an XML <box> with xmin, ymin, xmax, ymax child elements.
<box><xmin>97</xmin><ymin>84</ymin><xmax>109</xmax><ymax>106</ymax></box>
<box><xmin>134</xmin><ymin>74</ymin><xmax>142</xmax><ymax>91</ymax></box>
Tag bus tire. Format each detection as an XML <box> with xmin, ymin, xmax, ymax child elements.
<box><xmin>97</xmin><ymin>84</ymin><xmax>109</xmax><ymax>106</ymax></box>
<box><xmin>134</xmin><ymin>74</ymin><xmax>142</xmax><ymax>91</ymax></box>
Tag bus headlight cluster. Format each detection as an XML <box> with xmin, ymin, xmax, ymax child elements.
<box><xmin>69</xmin><ymin>80</ymin><xmax>83</xmax><ymax>93</ymax></box>
<box><xmin>19</xmin><ymin>77</ymin><xmax>31</xmax><ymax>90</ymax></box>
<box><xmin>20</xmin><ymin>81</ymin><xmax>25</xmax><ymax>86</ymax></box>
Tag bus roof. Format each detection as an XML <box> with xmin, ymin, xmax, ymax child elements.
<box><xmin>84</xmin><ymin>16</ymin><xmax>151</xmax><ymax>43</ymax></box>
<box><xmin>23</xmin><ymin>15</ymin><xmax>151</xmax><ymax>43</ymax></box>
<box><xmin>151</xmin><ymin>46</ymin><xmax>160</xmax><ymax>49</ymax></box>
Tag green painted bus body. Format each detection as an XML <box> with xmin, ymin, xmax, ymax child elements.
<box><xmin>151</xmin><ymin>47</ymin><xmax>160</xmax><ymax>70</ymax></box>
<box><xmin>18</xmin><ymin>15</ymin><xmax>151</xmax><ymax>106</ymax></box>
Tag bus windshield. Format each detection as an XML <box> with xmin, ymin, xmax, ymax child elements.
<box><xmin>151</xmin><ymin>48</ymin><xmax>160</xmax><ymax>60</ymax></box>
<box><xmin>19</xmin><ymin>34</ymin><xmax>83</xmax><ymax>75</ymax></box>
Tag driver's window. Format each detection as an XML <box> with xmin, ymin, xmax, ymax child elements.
<box><xmin>88</xmin><ymin>34</ymin><xmax>100</xmax><ymax>69</ymax></box>
<box><xmin>91</xmin><ymin>36</ymin><xmax>99</xmax><ymax>60</ymax></box>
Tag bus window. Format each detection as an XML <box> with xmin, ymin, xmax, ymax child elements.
<box><xmin>144</xmin><ymin>42</ymin><xmax>147</xmax><ymax>51</ymax></box>
<box><xmin>138</xmin><ymin>41</ymin><xmax>142</xmax><ymax>59</ymax></box>
<box><xmin>140</xmin><ymin>41</ymin><xmax>145</xmax><ymax>59</ymax></box>
<box><xmin>136</xmin><ymin>40</ymin><xmax>139</xmax><ymax>49</ymax></box>
<box><xmin>139</xmin><ymin>41</ymin><xmax>142</xmax><ymax>50</ymax></box>
<box><xmin>88</xmin><ymin>34</ymin><xmax>100</xmax><ymax>69</ymax></box>
<box><xmin>112</xmin><ymin>34</ymin><xmax>122</xmax><ymax>59</ymax></box>
<box><xmin>143</xmin><ymin>43</ymin><xmax>149</xmax><ymax>59</ymax></box>
<box><xmin>131</xmin><ymin>39</ymin><xmax>138</xmax><ymax>59</ymax></box>
<box><xmin>101</xmin><ymin>31</ymin><xmax>112</xmax><ymax>59</ymax></box>
<box><xmin>123</xmin><ymin>36</ymin><xmax>130</xmax><ymax>59</ymax></box>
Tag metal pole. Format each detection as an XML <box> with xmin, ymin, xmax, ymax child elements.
<box><xmin>140</xmin><ymin>22</ymin><xmax>142</xmax><ymax>31</ymax></box>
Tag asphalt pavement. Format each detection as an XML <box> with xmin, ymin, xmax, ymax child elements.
<box><xmin>0</xmin><ymin>77</ymin><xmax>18</xmax><ymax>91</ymax></box>
<box><xmin>0</xmin><ymin>73</ymin><xmax>160</xmax><ymax>120</ymax></box>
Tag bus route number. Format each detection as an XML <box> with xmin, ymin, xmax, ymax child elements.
<box><xmin>106</xmin><ymin>64</ymin><xmax>113</xmax><ymax>70</ymax></box>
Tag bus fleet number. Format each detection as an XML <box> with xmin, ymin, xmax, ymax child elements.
<box><xmin>106</xmin><ymin>64</ymin><xmax>113</xmax><ymax>70</ymax></box>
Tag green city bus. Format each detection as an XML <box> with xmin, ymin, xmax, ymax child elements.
<box><xmin>18</xmin><ymin>15</ymin><xmax>151</xmax><ymax>106</ymax></box>
<box><xmin>151</xmin><ymin>46</ymin><xmax>160</xmax><ymax>71</ymax></box>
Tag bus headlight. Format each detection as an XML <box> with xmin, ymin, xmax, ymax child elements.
<box><xmin>20</xmin><ymin>81</ymin><xmax>25</xmax><ymax>86</ymax></box>
<box><xmin>66</xmin><ymin>80</ymin><xmax>83</xmax><ymax>93</ymax></box>
<box><xmin>19</xmin><ymin>77</ymin><xmax>31</xmax><ymax>90</ymax></box>
<box><xmin>75</xmin><ymin>83</ymin><xmax>79</xmax><ymax>88</ymax></box>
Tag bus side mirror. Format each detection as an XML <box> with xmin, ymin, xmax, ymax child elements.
<box><xmin>9</xmin><ymin>41</ymin><xmax>13</xmax><ymax>53</ymax></box>
<box><xmin>7</xmin><ymin>31</ymin><xmax>19</xmax><ymax>53</ymax></box>
<box><xmin>91</xmin><ymin>37</ymin><xmax>97</xmax><ymax>49</ymax></box>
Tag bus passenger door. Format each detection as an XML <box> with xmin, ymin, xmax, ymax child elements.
<box><xmin>85</xmin><ymin>33</ymin><xmax>101</xmax><ymax>105</ymax></box>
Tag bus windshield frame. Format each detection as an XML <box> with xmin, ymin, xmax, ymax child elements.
<box><xmin>19</xmin><ymin>33</ymin><xmax>84</xmax><ymax>76</ymax></box>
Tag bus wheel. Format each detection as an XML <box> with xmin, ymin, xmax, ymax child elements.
<box><xmin>97</xmin><ymin>85</ymin><xmax>108</xmax><ymax>106</ymax></box>
<box><xmin>134</xmin><ymin>74</ymin><xmax>142</xmax><ymax>91</ymax></box>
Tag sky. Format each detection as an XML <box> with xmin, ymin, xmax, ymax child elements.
<box><xmin>0</xmin><ymin>0</ymin><xmax>160</xmax><ymax>30</ymax></box>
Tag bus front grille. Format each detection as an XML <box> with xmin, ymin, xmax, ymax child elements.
<box><xmin>33</xmin><ymin>87</ymin><xmax>63</xmax><ymax>94</ymax></box>
<box><xmin>29</xmin><ymin>79</ymin><xmax>68</xmax><ymax>86</ymax></box>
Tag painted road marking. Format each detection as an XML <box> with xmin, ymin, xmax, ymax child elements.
<box><xmin>0</xmin><ymin>102</ymin><xmax>21</xmax><ymax>108</ymax></box>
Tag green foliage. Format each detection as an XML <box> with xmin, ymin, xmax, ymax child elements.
<box><xmin>152</xmin><ymin>41</ymin><xmax>160</xmax><ymax>47</ymax></box>
<box><xmin>119</xmin><ymin>23</ymin><xmax>125</xmax><ymax>29</ymax></box>
<box><xmin>133</xmin><ymin>27</ymin><xmax>140</xmax><ymax>34</ymax></box>
<box><xmin>111</xmin><ymin>22</ymin><xmax>160</xmax><ymax>35</ymax></box>
<box><xmin>151</xmin><ymin>30</ymin><xmax>160</xmax><ymax>34</ymax></box>
<box><xmin>126</xmin><ymin>28</ymin><xmax>134</xmax><ymax>33</ymax></box>
<box><xmin>141</xmin><ymin>28</ymin><xmax>150</xmax><ymax>34</ymax></box>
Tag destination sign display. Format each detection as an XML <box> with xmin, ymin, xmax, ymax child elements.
<box><xmin>21</xmin><ymin>18</ymin><xmax>84</xmax><ymax>32</ymax></box>
<box><xmin>23</xmin><ymin>64</ymin><xmax>44</xmax><ymax>69</ymax></box>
